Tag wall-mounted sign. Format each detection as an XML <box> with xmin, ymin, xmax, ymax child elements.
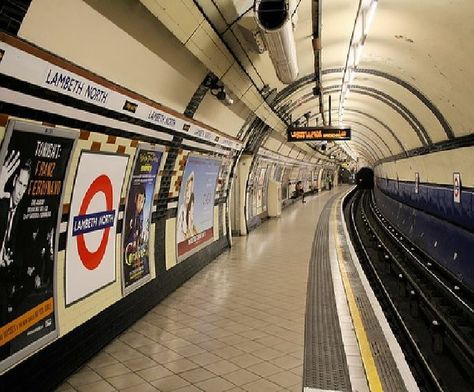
<box><xmin>65</xmin><ymin>152</ymin><xmax>128</xmax><ymax>305</ymax></box>
<box><xmin>287</xmin><ymin>126</ymin><xmax>351</xmax><ymax>142</ymax></box>
<box><xmin>0</xmin><ymin>40</ymin><xmax>243</xmax><ymax>151</ymax></box>
<box><xmin>453</xmin><ymin>172</ymin><xmax>461</xmax><ymax>204</ymax></box>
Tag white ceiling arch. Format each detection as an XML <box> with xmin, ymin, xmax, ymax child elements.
<box><xmin>138</xmin><ymin>0</ymin><xmax>473</xmax><ymax>166</ymax></box>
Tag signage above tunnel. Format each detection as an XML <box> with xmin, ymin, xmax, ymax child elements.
<box><xmin>287</xmin><ymin>126</ymin><xmax>352</xmax><ymax>142</ymax></box>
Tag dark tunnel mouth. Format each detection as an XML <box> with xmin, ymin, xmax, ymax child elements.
<box><xmin>257</xmin><ymin>0</ymin><xmax>288</xmax><ymax>30</ymax></box>
<box><xmin>356</xmin><ymin>167</ymin><xmax>374</xmax><ymax>189</ymax></box>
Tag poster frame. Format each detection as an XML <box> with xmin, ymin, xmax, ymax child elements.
<box><xmin>121</xmin><ymin>144</ymin><xmax>164</xmax><ymax>296</ymax></box>
<box><xmin>65</xmin><ymin>150</ymin><xmax>129</xmax><ymax>307</ymax></box>
<box><xmin>0</xmin><ymin>119</ymin><xmax>78</xmax><ymax>373</ymax></box>
<box><xmin>175</xmin><ymin>154</ymin><xmax>221</xmax><ymax>263</ymax></box>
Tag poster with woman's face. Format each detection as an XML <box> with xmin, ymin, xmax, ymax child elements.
<box><xmin>176</xmin><ymin>155</ymin><xmax>221</xmax><ymax>261</ymax></box>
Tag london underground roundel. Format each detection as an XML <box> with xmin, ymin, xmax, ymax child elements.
<box><xmin>66</xmin><ymin>152</ymin><xmax>128</xmax><ymax>305</ymax></box>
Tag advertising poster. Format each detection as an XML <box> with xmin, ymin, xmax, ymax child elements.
<box><xmin>257</xmin><ymin>167</ymin><xmax>267</xmax><ymax>187</ymax></box>
<box><xmin>0</xmin><ymin>120</ymin><xmax>76</xmax><ymax>371</ymax></box>
<box><xmin>65</xmin><ymin>152</ymin><xmax>128</xmax><ymax>305</ymax></box>
<box><xmin>274</xmin><ymin>165</ymin><xmax>283</xmax><ymax>182</ymax></box>
<box><xmin>122</xmin><ymin>147</ymin><xmax>162</xmax><ymax>294</ymax></box>
<box><xmin>176</xmin><ymin>155</ymin><xmax>221</xmax><ymax>261</ymax></box>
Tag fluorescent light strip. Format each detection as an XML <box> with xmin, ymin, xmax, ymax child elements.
<box><xmin>339</xmin><ymin>0</ymin><xmax>378</xmax><ymax>118</ymax></box>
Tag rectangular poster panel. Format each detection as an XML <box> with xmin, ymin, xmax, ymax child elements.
<box><xmin>176</xmin><ymin>155</ymin><xmax>221</xmax><ymax>261</ymax></box>
<box><xmin>65</xmin><ymin>152</ymin><xmax>128</xmax><ymax>305</ymax></box>
<box><xmin>453</xmin><ymin>172</ymin><xmax>461</xmax><ymax>204</ymax></box>
<box><xmin>122</xmin><ymin>147</ymin><xmax>163</xmax><ymax>294</ymax></box>
<box><xmin>0</xmin><ymin>120</ymin><xmax>76</xmax><ymax>372</ymax></box>
<box><xmin>257</xmin><ymin>167</ymin><xmax>267</xmax><ymax>187</ymax></box>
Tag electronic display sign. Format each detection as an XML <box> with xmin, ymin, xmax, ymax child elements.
<box><xmin>287</xmin><ymin>126</ymin><xmax>351</xmax><ymax>142</ymax></box>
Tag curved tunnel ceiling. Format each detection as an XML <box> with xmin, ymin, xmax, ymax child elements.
<box><xmin>135</xmin><ymin>0</ymin><xmax>473</xmax><ymax>167</ymax></box>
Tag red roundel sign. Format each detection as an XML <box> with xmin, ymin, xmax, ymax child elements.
<box><xmin>74</xmin><ymin>175</ymin><xmax>114</xmax><ymax>270</ymax></box>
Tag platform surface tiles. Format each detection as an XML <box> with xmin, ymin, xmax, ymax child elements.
<box><xmin>57</xmin><ymin>186</ymin><xmax>415</xmax><ymax>392</ymax></box>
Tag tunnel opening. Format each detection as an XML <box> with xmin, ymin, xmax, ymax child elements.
<box><xmin>356</xmin><ymin>167</ymin><xmax>374</xmax><ymax>189</ymax></box>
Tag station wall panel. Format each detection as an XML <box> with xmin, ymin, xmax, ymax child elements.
<box><xmin>374</xmin><ymin>186</ymin><xmax>474</xmax><ymax>291</ymax></box>
<box><xmin>0</xmin><ymin>33</ymin><xmax>239</xmax><ymax>389</ymax></box>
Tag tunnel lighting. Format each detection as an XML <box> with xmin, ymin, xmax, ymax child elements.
<box><xmin>354</xmin><ymin>43</ymin><xmax>364</xmax><ymax>67</ymax></box>
<box><xmin>365</xmin><ymin>0</ymin><xmax>378</xmax><ymax>36</ymax></box>
<box><xmin>339</xmin><ymin>0</ymin><xmax>378</xmax><ymax>122</ymax></box>
<box><xmin>349</xmin><ymin>69</ymin><xmax>356</xmax><ymax>84</ymax></box>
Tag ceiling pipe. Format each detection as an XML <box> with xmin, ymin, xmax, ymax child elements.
<box><xmin>255</xmin><ymin>0</ymin><xmax>299</xmax><ymax>84</ymax></box>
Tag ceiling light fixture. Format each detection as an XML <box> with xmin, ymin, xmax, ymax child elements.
<box><xmin>338</xmin><ymin>0</ymin><xmax>378</xmax><ymax>122</ymax></box>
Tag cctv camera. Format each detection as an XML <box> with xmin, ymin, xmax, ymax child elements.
<box><xmin>216</xmin><ymin>89</ymin><xmax>226</xmax><ymax>101</ymax></box>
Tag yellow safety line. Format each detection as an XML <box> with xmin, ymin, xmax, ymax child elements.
<box><xmin>332</xmin><ymin>199</ymin><xmax>384</xmax><ymax>392</ymax></box>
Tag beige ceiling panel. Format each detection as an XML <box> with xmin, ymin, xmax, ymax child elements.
<box><xmin>363</xmin><ymin>0</ymin><xmax>474</xmax><ymax>138</ymax></box>
<box><xmin>321</xmin><ymin>0</ymin><xmax>359</xmax><ymax>71</ymax></box>
<box><xmin>254</xmin><ymin>104</ymin><xmax>271</xmax><ymax>121</ymax></box>
<box><xmin>266</xmin><ymin>115</ymin><xmax>286</xmax><ymax>134</ymax></box>
<box><xmin>264</xmin><ymin>137</ymin><xmax>283</xmax><ymax>152</ymax></box>
<box><xmin>344</xmin><ymin>111</ymin><xmax>404</xmax><ymax>156</ymax></box>
<box><xmin>323</xmin><ymin>72</ymin><xmax>344</xmax><ymax>86</ymax></box>
<box><xmin>353</xmin><ymin>76</ymin><xmax>446</xmax><ymax>144</ymax></box>
<box><xmin>195</xmin><ymin>0</ymin><xmax>228</xmax><ymax>32</ymax></box>
<box><xmin>346</xmin><ymin>95</ymin><xmax>421</xmax><ymax>150</ymax></box>
<box><xmin>292</xmin><ymin>0</ymin><xmax>313</xmax><ymax>77</ymax></box>
<box><xmin>221</xmin><ymin>63</ymin><xmax>252</xmax><ymax>98</ymax></box>
<box><xmin>349</xmin><ymin>126</ymin><xmax>391</xmax><ymax>158</ymax></box>
<box><xmin>19</xmin><ymin>0</ymin><xmax>199</xmax><ymax>113</ymax></box>
<box><xmin>289</xmin><ymin>149</ymin><xmax>299</xmax><ymax>159</ymax></box>
<box><xmin>279</xmin><ymin>143</ymin><xmax>291</xmax><ymax>156</ymax></box>
<box><xmin>139</xmin><ymin>0</ymin><xmax>204</xmax><ymax>43</ymax></box>
<box><xmin>240</xmin><ymin>86</ymin><xmax>263</xmax><ymax>111</ymax></box>
<box><xmin>185</xmin><ymin>23</ymin><xmax>234</xmax><ymax>78</ymax></box>
<box><xmin>193</xmin><ymin>93</ymin><xmax>245</xmax><ymax>138</ymax></box>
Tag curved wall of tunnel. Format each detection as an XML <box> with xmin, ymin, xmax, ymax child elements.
<box><xmin>0</xmin><ymin>0</ymin><xmax>473</xmax><ymax>387</ymax></box>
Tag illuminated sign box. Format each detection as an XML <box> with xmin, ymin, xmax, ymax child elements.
<box><xmin>287</xmin><ymin>126</ymin><xmax>351</xmax><ymax>142</ymax></box>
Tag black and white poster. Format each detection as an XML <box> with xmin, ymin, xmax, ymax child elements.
<box><xmin>0</xmin><ymin>120</ymin><xmax>76</xmax><ymax>371</ymax></box>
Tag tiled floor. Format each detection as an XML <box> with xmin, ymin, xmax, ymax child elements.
<box><xmin>57</xmin><ymin>189</ymin><xmax>341</xmax><ymax>392</ymax></box>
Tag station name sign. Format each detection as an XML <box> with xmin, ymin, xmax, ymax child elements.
<box><xmin>287</xmin><ymin>126</ymin><xmax>351</xmax><ymax>142</ymax></box>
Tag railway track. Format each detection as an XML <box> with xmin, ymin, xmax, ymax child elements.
<box><xmin>344</xmin><ymin>189</ymin><xmax>474</xmax><ymax>392</ymax></box>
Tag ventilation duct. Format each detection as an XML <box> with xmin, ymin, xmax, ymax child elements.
<box><xmin>255</xmin><ymin>0</ymin><xmax>299</xmax><ymax>84</ymax></box>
